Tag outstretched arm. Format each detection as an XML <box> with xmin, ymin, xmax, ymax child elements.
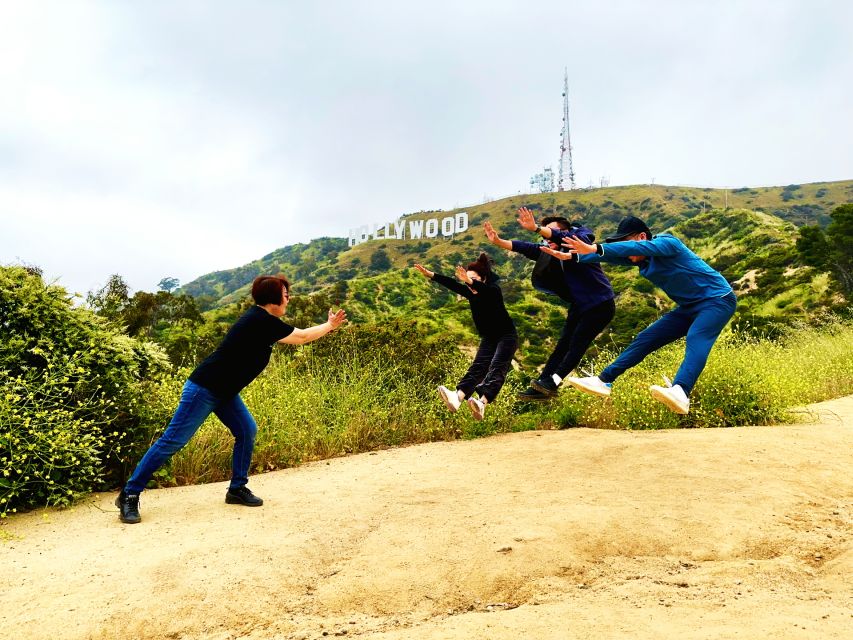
<box><xmin>279</xmin><ymin>309</ymin><xmax>347</xmax><ymax>345</ymax></box>
<box><xmin>518</xmin><ymin>207</ymin><xmax>555</xmax><ymax>240</ymax></box>
<box><xmin>483</xmin><ymin>221</ymin><xmax>512</xmax><ymax>250</ymax></box>
<box><xmin>413</xmin><ymin>263</ymin><xmax>435</xmax><ymax>279</ymax></box>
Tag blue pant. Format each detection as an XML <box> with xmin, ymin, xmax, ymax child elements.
<box><xmin>124</xmin><ymin>380</ymin><xmax>258</xmax><ymax>494</ymax></box>
<box><xmin>599</xmin><ymin>292</ymin><xmax>737</xmax><ymax>395</ymax></box>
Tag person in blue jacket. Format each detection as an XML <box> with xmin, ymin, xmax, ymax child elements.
<box><xmin>484</xmin><ymin>207</ymin><xmax>615</xmax><ymax>401</ymax></box>
<box><xmin>541</xmin><ymin>215</ymin><xmax>736</xmax><ymax>415</ymax></box>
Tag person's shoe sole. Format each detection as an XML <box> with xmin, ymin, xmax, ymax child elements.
<box><xmin>467</xmin><ymin>398</ymin><xmax>485</xmax><ymax>421</ymax></box>
<box><xmin>649</xmin><ymin>386</ymin><xmax>689</xmax><ymax>414</ymax></box>
<box><xmin>530</xmin><ymin>380</ymin><xmax>558</xmax><ymax>397</ymax></box>
<box><xmin>225</xmin><ymin>493</ymin><xmax>264</xmax><ymax>507</ymax></box>
<box><xmin>437</xmin><ymin>386</ymin><xmax>460</xmax><ymax>413</ymax></box>
<box><xmin>114</xmin><ymin>495</ymin><xmax>141</xmax><ymax>524</ymax></box>
<box><xmin>567</xmin><ymin>378</ymin><xmax>611</xmax><ymax>398</ymax></box>
<box><xmin>516</xmin><ymin>389</ymin><xmax>552</xmax><ymax>402</ymax></box>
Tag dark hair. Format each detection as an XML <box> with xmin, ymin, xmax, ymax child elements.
<box><xmin>466</xmin><ymin>252</ymin><xmax>493</xmax><ymax>282</ymax></box>
<box><xmin>541</xmin><ymin>215</ymin><xmax>571</xmax><ymax>230</ymax></box>
<box><xmin>251</xmin><ymin>274</ymin><xmax>291</xmax><ymax>306</ymax></box>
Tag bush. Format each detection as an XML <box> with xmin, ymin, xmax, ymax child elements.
<box><xmin>0</xmin><ymin>267</ymin><xmax>175</xmax><ymax>515</ymax></box>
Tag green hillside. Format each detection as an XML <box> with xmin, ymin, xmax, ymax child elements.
<box><xmin>181</xmin><ymin>181</ymin><xmax>852</xmax><ymax>367</ymax></box>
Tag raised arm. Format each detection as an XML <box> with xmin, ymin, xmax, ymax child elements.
<box><xmin>483</xmin><ymin>221</ymin><xmax>512</xmax><ymax>250</ymax></box>
<box><xmin>279</xmin><ymin>308</ymin><xmax>347</xmax><ymax>345</ymax></box>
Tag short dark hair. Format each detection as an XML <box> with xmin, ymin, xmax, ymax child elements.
<box><xmin>541</xmin><ymin>216</ymin><xmax>571</xmax><ymax>230</ymax></box>
<box><xmin>466</xmin><ymin>252</ymin><xmax>493</xmax><ymax>282</ymax></box>
<box><xmin>251</xmin><ymin>275</ymin><xmax>291</xmax><ymax>306</ymax></box>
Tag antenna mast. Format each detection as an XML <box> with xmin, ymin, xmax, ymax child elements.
<box><xmin>558</xmin><ymin>68</ymin><xmax>576</xmax><ymax>191</ymax></box>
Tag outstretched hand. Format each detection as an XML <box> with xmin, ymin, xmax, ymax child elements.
<box><xmin>517</xmin><ymin>207</ymin><xmax>538</xmax><ymax>232</ymax></box>
<box><xmin>327</xmin><ymin>308</ymin><xmax>347</xmax><ymax>329</ymax></box>
<box><xmin>483</xmin><ymin>221</ymin><xmax>499</xmax><ymax>244</ymax></box>
<box><xmin>539</xmin><ymin>245</ymin><xmax>574</xmax><ymax>261</ymax></box>
<box><xmin>561</xmin><ymin>235</ymin><xmax>598</xmax><ymax>255</ymax></box>
<box><xmin>413</xmin><ymin>263</ymin><xmax>434</xmax><ymax>279</ymax></box>
<box><xmin>455</xmin><ymin>265</ymin><xmax>472</xmax><ymax>284</ymax></box>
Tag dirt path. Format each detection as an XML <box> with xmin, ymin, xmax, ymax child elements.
<box><xmin>3</xmin><ymin>397</ymin><xmax>852</xmax><ymax>640</ymax></box>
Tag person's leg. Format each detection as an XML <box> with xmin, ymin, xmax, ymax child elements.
<box><xmin>457</xmin><ymin>337</ymin><xmax>497</xmax><ymax>399</ymax></box>
<box><xmin>539</xmin><ymin>308</ymin><xmax>579</xmax><ymax>381</ymax></box>
<box><xmin>476</xmin><ymin>334</ymin><xmax>519</xmax><ymax>402</ymax></box>
<box><xmin>553</xmin><ymin>299</ymin><xmax>616</xmax><ymax>379</ymax></box>
<box><xmin>672</xmin><ymin>293</ymin><xmax>737</xmax><ymax>394</ymax></box>
<box><xmin>124</xmin><ymin>380</ymin><xmax>218</xmax><ymax>494</ymax></box>
<box><xmin>214</xmin><ymin>395</ymin><xmax>259</xmax><ymax>491</ymax></box>
<box><xmin>598</xmin><ymin>309</ymin><xmax>693</xmax><ymax>384</ymax></box>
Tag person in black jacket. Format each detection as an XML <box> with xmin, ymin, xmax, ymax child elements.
<box><xmin>115</xmin><ymin>274</ymin><xmax>347</xmax><ymax>524</ymax></box>
<box><xmin>484</xmin><ymin>207</ymin><xmax>615</xmax><ymax>401</ymax></box>
<box><xmin>414</xmin><ymin>253</ymin><xmax>517</xmax><ymax>421</ymax></box>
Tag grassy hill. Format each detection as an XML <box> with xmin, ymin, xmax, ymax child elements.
<box><xmin>181</xmin><ymin>180</ymin><xmax>852</xmax><ymax>368</ymax></box>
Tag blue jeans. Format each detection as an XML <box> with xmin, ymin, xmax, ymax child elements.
<box><xmin>124</xmin><ymin>380</ymin><xmax>258</xmax><ymax>494</ymax></box>
<box><xmin>599</xmin><ymin>292</ymin><xmax>737</xmax><ymax>395</ymax></box>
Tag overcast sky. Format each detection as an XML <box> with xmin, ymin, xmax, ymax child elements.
<box><xmin>1</xmin><ymin>1</ymin><xmax>851</xmax><ymax>297</ymax></box>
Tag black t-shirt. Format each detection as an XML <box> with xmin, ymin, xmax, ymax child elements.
<box><xmin>189</xmin><ymin>306</ymin><xmax>295</xmax><ymax>398</ymax></box>
<box><xmin>431</xmin><ymin>273</ymin><xmax>517</xmax><ymax>338</ymax></box>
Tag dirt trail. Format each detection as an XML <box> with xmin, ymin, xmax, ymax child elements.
<box><xmin>2</xmin><ymin>396</ymin><xmax>852</xmax><ymax>640</ymax></box>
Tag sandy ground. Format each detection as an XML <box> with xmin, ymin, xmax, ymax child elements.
<box><xmin>2</xmin><ymin>396</ymin><xmax>852</xmax><ymax>640</ymax></box>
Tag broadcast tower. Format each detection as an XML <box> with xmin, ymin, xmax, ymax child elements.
<box><xmin>558</xmin><ymin>68</ymin><xmax>576</xmax><ymax>191</ymax></box>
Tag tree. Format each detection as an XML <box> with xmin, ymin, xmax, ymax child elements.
<box><xmin>158</xmin><ymin>277</ymin><xmax>180</xmax><ymax>293</ymax></box>
<box><xmin>826</xmin><ymin>204</ymin><xmax>853</xmax><ymax>294</ymax></box>
<box><xmin>369</xmin><ymin>248</ymin><xmax>392</xmax><ymax>273</ymax></box>
<box><xmin>86</xmin><ymin>274</ymin><xmax>130</xmax><ymax>321</ymax></box>
<box><xmin>796</xmin><ymin>204</ymin><xmax>853</xmax><ymax>296</ymax></box>
<box><xmin>796</xmin><ymin>226</ymin><xmax>830</xmax><ymax>271</ymax></box>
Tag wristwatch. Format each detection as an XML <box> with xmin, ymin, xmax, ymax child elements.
<box><xmin>534</xmin><ymin>224</ymin><xmax>542</xmax><ymax>233</ymax></box>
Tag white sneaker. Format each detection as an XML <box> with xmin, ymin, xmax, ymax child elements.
<box><xmin>437</xmin><ymin>386</ymin><xmax>461</xmax><ymax>412</ymax></box>
<box><xmin>467</xmin><ymin>396</ymin><xmax>486</xmax><ymax>421</ymax></box>
<box><xmin>566</xmin><ymin>375</ymin><xmax>612</xmax><ymax>398</ymax></box>
<box><xmin>649</xmin><ymin>379</ymin><xmax>690</xmax><ymax>414</ymax></box>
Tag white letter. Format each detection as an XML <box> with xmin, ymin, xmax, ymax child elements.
<box><xmin>394</xmin><ymin>220</ymin><xmax>406</xmax><ymax>239</ymax></box>
<box><xmin>455</xmin><ymin>212</ymin><xmax>469</xmax><ymax>234</ymax></box>
<box><xmin>409</xmin><ymin>219</ymin><xmax>424</xmax><ymax>239</ymax></box>
<box><xmin>426</xmin><ymin>218</ymin><xmax>439</xmax><ymax>238</ymax></box>
<box><xmin>441</xmin><ymin>216</ymin><xmax>455</xmax><ymax>237</ymax></box>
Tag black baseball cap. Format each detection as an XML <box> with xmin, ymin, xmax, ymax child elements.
<box><xmin>604</xmin><ymin>216</ymin><xmax>652</xmax><ymax>243</ymax></box>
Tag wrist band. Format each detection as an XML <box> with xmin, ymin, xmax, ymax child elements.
<box><xmin>534</xmin><ymin>224</ymin><xmax>541</xmax><ymax>233</ymax></box>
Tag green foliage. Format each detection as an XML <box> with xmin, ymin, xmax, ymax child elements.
<box><xmin>0</xmin><ymin>267</ymin><xmax>175</xmax><ymax>516</ymax></box>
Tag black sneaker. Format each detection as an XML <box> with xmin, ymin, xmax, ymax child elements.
<box><xmin>517</xmin><ymin>387</ymin><xmax>552</xmax><ymax>402</ymax></box>
<box><xmin>115</xmin><ymin>490</ymin><xmax>141</xmax><ymax>524</ymax></box>
<box><xmin>531</xmin><ymin>376</ymin><xmax>559</xmax><ymax>397</ymax></box>
<box><xmin>225</xmin><ymin>486</ymin><xmax>264</xmax><ymax>507</ymax></box>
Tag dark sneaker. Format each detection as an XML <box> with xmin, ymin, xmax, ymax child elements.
<box><xmin>225</xmin><ymin>486</ymin><xmax>264</xmax><ymax>507</ymax></box>
<box><xmin>517</xmin><ymin>387</ymin><xmax>552</xmax><ymax>402</ymax></box>
<box><xmin>530</xmin><ymin>376</ymin><xmax>559</xmax><ymax>397</ymax></box>
<box><xmin>115</xmin><ymin>491</ymin><xmax>141</xmax><ymax>524</ymax></box>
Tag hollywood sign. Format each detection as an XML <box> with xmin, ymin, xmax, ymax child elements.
<box><xmin>348</xmin><ymin>212</ymin><xmax>469</xmax><ymax>247</ymax></box>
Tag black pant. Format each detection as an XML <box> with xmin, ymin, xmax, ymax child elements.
<box><xmin>540</xmin><ymin>298</ymin><xmax>616</xmax><ymax>380</ymax></box>
<box><xmin>457</xmin><ymin>333</ymin><xmax>518</xmax><ymax>403</ymax></box>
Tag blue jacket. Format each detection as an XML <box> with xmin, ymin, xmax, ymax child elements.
<box><xmin>511</xmin><ymin>224</ymin><xmax>614</xmax><ymax>312</ymax></box>
<box><xmin>578</xmin><ymin>233</ymin><xmax>733</xmax><ymax>306</ymax></box>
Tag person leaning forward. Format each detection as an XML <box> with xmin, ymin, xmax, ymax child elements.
<box><xmin>484</xmin><ymin>207</ymin><xmax>615</xmax><ymax>401</ymax></box>
<box><xmin>115</xmin><ymin>275</ymin><xmax>347</xmax><ymax>524</ymax></box>
<box><xmin>541</xmin><ymin>215</ymin><xmax>736</xmax><ymax>415</ymax></box>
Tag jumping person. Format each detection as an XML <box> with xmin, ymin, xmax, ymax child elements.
<box><xmin>484</xmin><ymin>207</ymin><xmax>615</xmax><ymax>401</ymax></box>
<box><xmin>413</xmin><ymin>254</ymin><xmax>517</xmax><ymax>421</ymax></box>
<box><xmin>541</xmin><ymin>215</ymin><xmax>736</xmax><ymax>414</ymax></box>
<box><xmin>115</xmin><ymin>275</ymin><xmax>347</xmax><ymax>524</ymax></box>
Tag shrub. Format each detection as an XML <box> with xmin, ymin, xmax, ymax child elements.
<box><xmin>0</xmin><ymin>267</ymin><xmax>174</xmax><ymax>515</ymax></box>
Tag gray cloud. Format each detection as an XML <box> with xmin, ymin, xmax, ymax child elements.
<box><xmin>1</xmin><ymin>0</ymin><xmax>851</xmax><ymax>295</ymax></box>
